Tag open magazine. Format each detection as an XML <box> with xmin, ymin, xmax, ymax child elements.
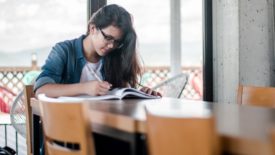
<box><xmin>38</xmin><ymin>88</ymin><xmax>160</xmax><ymax>102</ymax></box>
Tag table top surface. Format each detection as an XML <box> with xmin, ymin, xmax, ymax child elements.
<box><xmin>31</xmin><ymin>97</ymin><xmax>275</xmax><ymax>154</ymax></box>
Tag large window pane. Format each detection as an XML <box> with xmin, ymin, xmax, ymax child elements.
<box><xmin>0</xmin><ymin>0</ymin><xmax>87</xmax><ymax>66</ymax></box>
<box><xmin>181</xmin><ymin>1</ymin><xmax>202</xmax><ymax>66</ymax></box>
<box><xmin>181</xmin><ymin>1</ymin><xmax>203</xmax><ymax>100</ymax></box>
<box><xmin>108</xmin><ymin>0</ymin><xmax>203</xmax><ymax>100</ymax></box>
<box><xmin>107</xmin><ymin>0</ymin><xmax>170</xmax><ymax>66</ymax></box>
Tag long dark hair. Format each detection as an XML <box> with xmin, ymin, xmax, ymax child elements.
<box><xmin>88</xmin><ymin>4</ymin><xmax>141</xmax><ymax>88</ymax></box>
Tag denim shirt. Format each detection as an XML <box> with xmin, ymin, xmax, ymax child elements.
<box><xmin>34</xmin><ymin>35</ymin><xmax>104</xmax><ymax>92</ymax></box>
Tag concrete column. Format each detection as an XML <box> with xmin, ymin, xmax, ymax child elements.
<box><xmin>239</xmin><ymin>0</ymin><xmax>275</xmax><ymax>86</ymax></box>
<box><xmin>213</xmin><ymin>0</ymin><xmax>239</xmax><ymax>103</ymax></box>
<box><xmin>213</xmin><ymin>0</ymin><xmax>275</xmax><ymax>104</ymax></box>
<box><xmin>170</xmin><ymin>0</ymin><xmax>181</xmax><ymax>76</ymax></box>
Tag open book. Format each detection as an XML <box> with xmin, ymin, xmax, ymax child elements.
<box><xmin>38</xmin><ymin>88</ymin><xmax>160</xmax><ymax>102</ymax></box>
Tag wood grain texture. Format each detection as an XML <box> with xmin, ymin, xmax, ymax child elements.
<box><xmin>39</xmin><ymin>100</ymin><xmax>95</xmax><ymax>155</ymax></box>
<box><xmin>24</xmin><ymin>85</ymin><xmax>34</xmax><ymax>155</ymax></box>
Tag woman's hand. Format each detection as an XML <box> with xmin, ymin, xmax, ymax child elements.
<box><xmin>140</xmin><ymin>86</ymin><xmax>162</xmax><ymax>97</ymax></box>
<box><xmin>84</xmin><ymin>81</ymin><xmax>112</xmax><ymax>96</ymax></box>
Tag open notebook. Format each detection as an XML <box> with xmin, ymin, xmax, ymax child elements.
<box><xmin>38</xmin><ymin>88</ymin><xmax>160</xmax><ymax>102</ymax></box>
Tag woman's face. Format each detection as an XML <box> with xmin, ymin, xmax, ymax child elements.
<box><xmin>89</xmin><ymin>25</ymin><xmax>123</xmax><ymax>56</ymax></box>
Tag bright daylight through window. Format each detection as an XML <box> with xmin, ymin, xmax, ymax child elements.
<box><xmin>108</xmin><ymin>0</ymin><xmax>203</xmax><ymax>100</ymax></box>
<box><xmin>0</xmin><ymin>0</ymin><xmax>87</xmax><ymax>67</ymax></box>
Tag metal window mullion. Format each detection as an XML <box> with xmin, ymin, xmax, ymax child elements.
<box><xmin>203</xmin><ymin>0</ymin><xmax>213</xmax><ymax>101</ymax></box>
<box><xmin>87</xmin><ymin>0</ymin><xmax>107</xmax><ymax>21</ymax></box>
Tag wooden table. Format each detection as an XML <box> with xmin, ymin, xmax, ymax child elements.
<box><xmin>31</xmin><ymin>97</ymin><xmax>275</xmax><ymax>155</ymax></box>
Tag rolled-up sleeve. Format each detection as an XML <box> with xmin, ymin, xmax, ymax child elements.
<box><xmin>34</xmin><ymin>43</ymin><xmax>67</xmax><ymax>92</ymax></box>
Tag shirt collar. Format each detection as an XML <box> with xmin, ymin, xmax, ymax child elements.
<box><xmin>75</xmin><ymin>34</ymin><xmax>86</xmax><ymax>59</ymax></box>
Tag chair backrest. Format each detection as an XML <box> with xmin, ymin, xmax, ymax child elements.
<box><xmin>145</xmin><ymin>104</ymin><xmax>219</xmax><ymax>155</ymax></box>
<box><xmin>270</xmin><ymin>128</ymin><xmax>275</xmax><ymax>154</ymax></box>
<box><xmin>153</xmin><ymin>73</ymin><xmax>188</xmax><ymax>98</ymax></box>
<box><xmin>39</xmin><ymin>100</ymin><xmax>95</xmax><ymax>155</ymax></box>
<box><xmin>24</xmin><ymin>85</ymin><xmax>35</xmax><ymax>155</ymax></box>
<box><xmin>237</xmin><ymin>85</ymin><xmax>275</xmax><ymax>107</ymax></box>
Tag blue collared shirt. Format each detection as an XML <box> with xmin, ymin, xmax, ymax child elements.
<box><xmin>34</xmin><ymin>35</ymin><xmax>104</xmax><ymax>92</ymax></box>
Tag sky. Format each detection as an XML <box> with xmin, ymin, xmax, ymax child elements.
<box><xmin>0</xmin><ymin>0</ymin><xmax>202</xmax><ymax>66</ymax></box>
<box><xmin>0</xmin><ymin>0</ymin><xmax>86</xmax><ymax>52</ymax></box>
<box><xmin>108</xmin><ymin>0</ymin><xmax>202</xmax><ymax>43</ymax></box>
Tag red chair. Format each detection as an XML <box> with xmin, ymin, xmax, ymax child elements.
<box><xmin>0</xmin><ymin>86</ymin><xmax>16</xmax><ymax>113</ymax></box>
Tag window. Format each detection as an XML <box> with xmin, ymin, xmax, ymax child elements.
<box><xmin>107</xmin><ymin>0</ymin><xmax>203</xmax><ymax>99</ymax></box>
<box><xmin>0</xmin><ymin>0</ymin><xmax>87</xmax><ymax>66</ymax></box>
<box><xmin>107</xmin><ymin>0</ymin><xmax>170</xmax><ymax>66</ymax></box>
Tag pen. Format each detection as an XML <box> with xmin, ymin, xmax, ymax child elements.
<box><xmin>138</xmin><ymin>83</ymin><xmax>146</xmax><ymax>87</ymax></box>
<box><xmin>86</xmin><ymin>63</ymin><xmax>103</xmax><ymax>82</ymax></box>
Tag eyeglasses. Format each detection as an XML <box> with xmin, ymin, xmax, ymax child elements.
<box><xmin>99</xmin><ymin>29</ymin><xmax>124</xmax><ymax>49</ymax></box>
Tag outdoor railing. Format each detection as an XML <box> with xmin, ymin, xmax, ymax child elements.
<box><xmin>0</xmin><ymin>67</ymin><xmax>34</xmax><ymax>94</ymax></box>
<box><xmin>143</xmin><ymin>66</ymin><xmax>202</xmax><ymax>100</ymax></box>
<box><xmin>0</xmin><ymin>65</ymin><xmax>202</xmax><ymax>116</ymax></box>
<box><xmin>0</xmin><ymin>66</ymin><xmax>34</xmax><ymax>155</ymax></box>
<box><xmin>0</xmin><ymin>66</ymin><xmax>202</xmax><ymax>100</ymax></box>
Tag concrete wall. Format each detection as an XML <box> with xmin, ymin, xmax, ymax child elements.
<box><xmin>213</xmin><ymin>0</ymin><xmax>275</xmax><ymax>103</ymax></box>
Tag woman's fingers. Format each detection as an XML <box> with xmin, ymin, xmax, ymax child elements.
<box><xmin>85</xmin><ymin>81</ymin><xmax>112</xmax><ymax>96</ymax></box>
<box><xmin>140</xmin><ymin>86</ymin><xmax>162</xmax><ymax>97</ymax></box>
<box><xmin>156</xmin><ymin>91</ymin><xmax>162</xmax><ymax>97</ymax></box>
<box><xmin>147</xmin><ymin>88</ymin><xmax>153</xmax><ymax>95</ymax></box>
<box><xmin>140</xmin><ymin>87</ymin><xmax>149</xmax><ymax>93</ymax></box>
<box><xmin>97</xmin><ymin>82</ymin><xmax>112</xmax><ymax>95</ymax></box>
<box><xmin>153</xmin><ymin>90</ymin><xmax>158</xmax><ymax>96</ymax></box>
<box><xmin>99</xmin><ymin>81</ymin><xmax>112</xmax><ymax>89</ymax></box>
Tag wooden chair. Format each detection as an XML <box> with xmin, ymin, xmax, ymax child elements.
<box><xmin>237</xmin><ymin>85</ymin><xmax>275</xmax><ymax>107</ymax></box>
<box><xmin>24</xmin><ymin>85</ymin><xmax>35</xmax><ymax>155</ymax></box>
<box><xmin>145</xmin><ymin>104</ymin><xmax>220</xmax><ymax>155</ymax></box>
<box><xmin>270</xmin><ymin>129</ymin><xmax>275</xmax><ymax>155</ymax></box>
<box><xmin>39</xmin><ymin>99</ymin><xmax>95</xmax><ymax>155</ymax></box>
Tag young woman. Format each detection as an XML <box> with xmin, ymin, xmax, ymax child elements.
<box><xmin>34</xmin><ymin>4</ymin><xmax>161</xmax><ymax>97</ymax></box>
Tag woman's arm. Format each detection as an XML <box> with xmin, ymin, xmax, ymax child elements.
<box><xmin>35</xmin><ymin>81</ymin><xmax>111</xmax><ymax>98</ymax></box>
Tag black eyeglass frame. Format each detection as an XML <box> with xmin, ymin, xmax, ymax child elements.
<box><xmin>99</xmin><ymin>28</ymin><xmax>124</xmax><ymax>49</ymax></box>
